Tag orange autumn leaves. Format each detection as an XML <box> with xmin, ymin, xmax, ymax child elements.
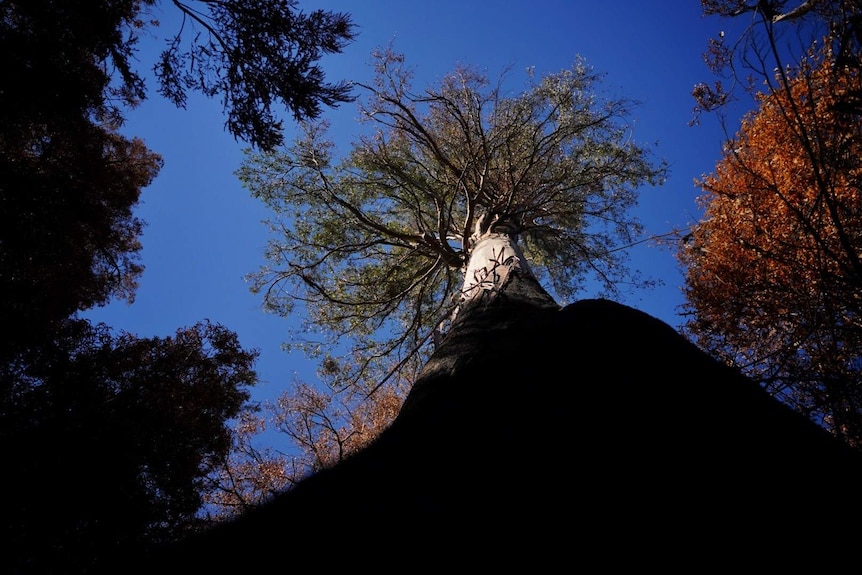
<box><xmin>681</xmin><ymin>51</ymin><xmax>862</xmax><ymax>441</ymax></box>
<box><xmin>203</xmin><ymin>381</ymin><xmax>408</xmax><ymax>520</ymax></box>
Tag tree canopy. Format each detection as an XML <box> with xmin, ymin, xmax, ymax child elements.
<box><xmin>155</xmin><ymin>0</ymin><xmax>356</xmax><ymax>150</ymax></box>
<box><xmin>2</xmin><ymin>318</ymin><xmax>258</xmax><ymax>573</ymax></box>
<box><xmin>681</xmin><ymin>43</ymin><xmax>862</xmax><ymax>443</ymax></box>
<box><xmin>239</xmin><ymin>47</ymin><xmax>667</xmax><ymax>392</ymax></box>
<box><xmin>0</xmin><ymin>0</ymin><xmax>356</xmax><ymax>150</ymax></box>
<box><xmin>680</xmin><ymin>1</ymin><xmax>862</xmax><ymax>446</ymax></box>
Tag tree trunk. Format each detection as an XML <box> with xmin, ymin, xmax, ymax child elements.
<box><xmin>405</xmin><ymin>228</ymin><xmax>558</xmax><ymax>413</ymax></box>
<box><xmin>125</xmin><ymin>226</ymin><xmax>862</xmax><ymax>571</ymax></box>
<box><xmin>127</xmin><ymin>294</ymin><xmax>862</xmax><ymax>571</ymax></box>
<box><xmin>459</xmin><ymin>230</ymin><xmax>541</xmax><ymax>305</ymax></box>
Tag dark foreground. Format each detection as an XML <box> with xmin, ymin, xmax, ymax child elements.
<box><xmin>116</xmin><ymin>296</ymin><xmax>862</xmax><ymax>570</ymax></box>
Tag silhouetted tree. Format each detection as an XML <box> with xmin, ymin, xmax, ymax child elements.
<box><xmin>1</xmin><ymin>0</ymin><xmax>356</xmax><ymax>356</ymax></box>
<box><xmin>201</xmin><ymin>409</ymin><xmax>296</xmax><ymax>522</ymax></box>
<box><xmin>0</xmin><ymin>0</ymin><xmax>353</xmax><ymax>569</ymax></box>
<box><xmin>0</xmin><ymin>125</ymin><xmax>162</xmax><ymax>360</ymax></box>
<box><xmin>1</xmin><ymin>319</ymin><xmax>258</xmax><ymax>574</ymax></box>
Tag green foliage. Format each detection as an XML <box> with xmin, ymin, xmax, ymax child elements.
<box><xmin>239</xmin><ymin>47</ymin><xmax>667</xmax><ymax>390</ymax></box>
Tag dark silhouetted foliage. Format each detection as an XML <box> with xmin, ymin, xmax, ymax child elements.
<box><xmin>1</xmin><ymin>319</ymin><xmax>258</xmax><ymax>574</ymax></box>
<box><xmin>0</xmin><ymin>1</ymin><xmax>330</xmax><ymax>571</ymax></box>
<box><xmin>158</xmin><ymin>0</ymin><xmax>357</xmax><ymax>150</ymax></box>
<box><xmin>1</xmin><ymin>0</ymin><xmax>356</xmax><ymax>355</ymax></box>
<box><xmin>0</xmin><ymin>0</ymin><xmax>164</xmax><ymax>357</ymax></box>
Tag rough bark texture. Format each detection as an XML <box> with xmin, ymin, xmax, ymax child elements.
<box><xmin>120</xmin><ymin>273</ymin><xmax>862</xmax><ymax>570</ymax></box>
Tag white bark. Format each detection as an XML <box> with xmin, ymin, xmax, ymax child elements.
<box><xmin>432</xmin><ymin>228</ymin><xmax>553</xmax><ymax>347</ymax></box>
<box><xmin>460</xmin><ymin>232</ymin><xmax>534</xmax><ymax>304</ymax></box>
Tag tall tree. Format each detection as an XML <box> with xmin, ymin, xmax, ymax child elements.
<box><xmin>239</xmin><ymin>47</ymin><xmax>667</xmax><ymax>396</ymax></box>
<box><xmin>681</xmin><ymin>1</ymin><xmax>862</xmax><ymax>445</ymax></box>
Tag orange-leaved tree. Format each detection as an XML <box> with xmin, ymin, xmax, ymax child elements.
<box><xmin>203</xmin><ymin>377</ymin><xmax>408</xmax><ymax>520</ymax></box>
<box><xmin>679</xmin><ymin>45</ymin><xmax>862</xmax><ymax>446</ymax></box>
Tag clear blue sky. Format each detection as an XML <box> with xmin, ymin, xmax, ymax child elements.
<box><xmin>84</xmin><ymin>2</ymin><xmax>741</xmax><ymax>407</ymax></box>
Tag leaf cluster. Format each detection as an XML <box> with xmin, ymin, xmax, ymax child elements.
<box><xmin>1</xmin><ymin>319</ymin><xmax>258</xmax><ymax>572</ymax></box>
<box><xmin>156</xmin><ymin>0</ymin><xmax>357</xmax><ymax>150</ymax></box>
<box><xmin>680</xmin><ymin>46</ymin><xmax>862</xmax><ymax>444</ymax></box>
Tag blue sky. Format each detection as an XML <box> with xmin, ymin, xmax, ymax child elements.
<box><xmin>84</xmin><ymin>1</ymin><xmax>743</xmax><ymax>407</ymax></box>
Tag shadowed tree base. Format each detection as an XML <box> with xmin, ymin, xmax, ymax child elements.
<box><xmin>122</xmin><ymin>271</ymin><xmax>862</xmax><ymax>570</ymax></box>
